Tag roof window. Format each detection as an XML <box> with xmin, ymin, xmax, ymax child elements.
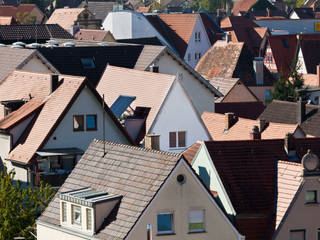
<box><xmin>282</xmin><ymin>39</ymin><xmax>289</xmax><ymax>48</ymax></box>
<box><xmin>81</xmin><ymin>58</ymin><xmax>95</xmax><ymax>69</ymax></box>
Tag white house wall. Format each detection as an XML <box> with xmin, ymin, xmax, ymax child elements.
<box><xmin>184</xmin><ymin>15</ymin><xmax>212</xmax><ymax>68</ymax></box>
<box><xmin>149</xmin><ymin>80</ymin><xmax>210</xmax><ymax>152</ymax></box>
<box><xmin>289</xmin><ymin>11</ymin><xmax>299</xmax><ymax>19</ymax></box>
<box><xmin>297</xmin><ymin>48</ymin><xmax>308</xmax><ymax>74</ymax></box>
<box><xmin>9</xmin><ymin>113</ymin><xmax>35</xmax><ymax>146</ymax></box>
<box><xmin>44</xmin><ymin>87</ymin><xmax>130</xmax><ymax>151</ymax></box>
<box><xmin>0</xmin><ymin>133</ymin><xmax>10</xmax><ymax>166</ymax></box>
<box><xmin>192</xmin><ymin>143</ymin><xmax>236</xmax><ymax>216</ymax></box>
<box><xmin>22</xmin><ymin>56</ymin><xmax>53</xmax><ymax>73</ymax></box>
<box><xmin>158</xmin><ymin>53</ymin><xmax>215</xmax><ymax>114</ymax></box>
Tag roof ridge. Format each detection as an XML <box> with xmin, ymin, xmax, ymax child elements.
<box><xmin>278</xmin><ymin>160</ymin><xmax>302</xmax><ymax>166</ymax></box>
<box><xmin>93</xmin><ymin>139</ymin><xmax>180</xmax><ymax>157</ymax></box>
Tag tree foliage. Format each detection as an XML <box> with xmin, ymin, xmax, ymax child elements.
<box><xmin>270</xmin><ymin>62</ymin><xmax>304</xmax><ymax>102</ymax></box>
<box><xmin>195</xmin><ymin>0</ymin><xmax>232</xmax><ymax>12</ymax></box>
<box><xmin>0</xmin><ymin>167</ymin><xmax>56</xmax><ymax>240</ymax></box>
<box><xmin>16</xmin><ymin>11</ymin><xmax>37</xmax><ymax>24</ymax></box>
<box><xmin>282</xmin><ymin>0</ymin><xmax>305</xmax><ymax>8</ymax></box>
<box><xmin>21</xmin><ymin>0</ymin><xmax>52</xmax><ymax>13</ymax></box>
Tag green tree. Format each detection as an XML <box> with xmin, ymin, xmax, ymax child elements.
<box><xmin>270</xmin><ymin>62</ymin><xmax>304</xmax><ymax>102</ymax></box>
<box><xmin>0</xmin><ymin>167</ymin><xmax>56</xmax><ymax>240</ymax></box>
<box><xmin>197</xmin><ymin>0</ymin><xmax>233</xmax><ymax>12</ymax></box>
<box><xmin>16</xmin><ymin>11</ymin><xmax>37</xmax><ymax>24</ymax></box>
<box><xmin>283</xmin><ymin>0</ymin><xmax>305</xmax><ymax>8</ymax></box>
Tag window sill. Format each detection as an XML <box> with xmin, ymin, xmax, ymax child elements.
<box><xmin>169</xmin><ymin>147</ymin><xmax>186</xmax><ymax>151</ymax></box>
<box><xmin>156</xmin><ymin>232</ymin><xmax>175</xmax><ymax>236</ymax></box>
<box><xmin>188</xmin><ymin>230</ymin><xmax>206</xmax><ymax>234</ymax></box>
<box><xmin>304</xmin><ymin>202</ymin><xmax>318</xmax><ymax>205</ymax></box>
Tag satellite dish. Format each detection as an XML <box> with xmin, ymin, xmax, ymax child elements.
<box><xmin>302</xmin><ymin>150</ymin><xmax>320</xmax><ymax>172</ymax></box>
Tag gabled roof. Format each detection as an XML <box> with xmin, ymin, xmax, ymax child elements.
<box><xmin>6</xmin><ymin>73</ymin><xmax>135</xmax><ymax>164</ymax></box>
<box><xmin>146</xmin><ymin>13</ymin><xmax>198</xmax><ymax>57</ymax></box>
<box><xmin>97</xmin><ymin>65</ymin><xmax>176</xmax><ymax>130</ymax></box>
<box><xmin>78</xmin><ymin>1</ymin><xmax>117</xmax><ymax>20</ymax></box>
<box><xmin>276</xmin><ymin>161</ymin><xmax>302</xmax><ymax>228</ymax></box>
<box><xmin>38</xmin><ymin>45</ymin><xmax>144</xmax><ymax>87</ymax></box>
<box><xmin>215</xmin><ymin>101</ymin><xmax>265</xmax><ymax>120</ymax></box>
<box><xmin>46</xmin><ymin>8</ymin><xmax>85</xmax><ymax>30</ymax></box>
<box><xmin>199</xmin><ymin>12</ymin><xmax>224</xmax><ymax>45</ymax></box>
<box><xmin>201</xmin><ymin>112</ymin><xmax>303</xmax><ymax>141</ymax></box>
<box><xmin>0</xmin><ymin>24</ymin><xmax>73</xmax><ymax>44</ymax></box>
<box><xmin>0</xmin><ymin>16</ymin><xmax>15</xmax><ymax>25</ymax></box>
<box><xmin>299</xmin><ymin>33</ymin><xmax>320</xmax><ymax>74</ymax></box>
<box><xmin>74</xmin><ymin>29</ymin><xmax>114</xmax><ymax>41</ymax></box>
<box><xmin>38</xmin><ymin>140</ymin><xmax>182</xmax><ymax>239</ymax></box>
<box><xmin>232</xmin><ymin>0</ymin><xmax>257</xmax><ymax>15</ymax></box>
<box><xmin>209</xmin><ymin>77</ymin><xmax>240</xmax><ymax>97</ymax></box>
<box><xmin>134</xmin><ymin>45</ymin><xmax>167</xmax><ymax>70</ymax></box>
<box><xmin>259</xmin><ymin>100</ymin><xmax>320</xmax><ymax>137</ymax></box>
<box><xmin>182</xmin><ymin>141</ymin><xmax>201</xmax><ymax>164</ymax></box>
<box><xmin>268</xmin><ymin>34</ymin><xmax>298</xmax><ymax>76</ymax></box>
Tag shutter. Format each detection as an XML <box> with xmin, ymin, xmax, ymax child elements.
<box><xmin>178</xmin><ymin>131</ymin><xmax>186</xmax><ymax>147</ymax></box>
<box><xmin>169</xmin><ymin>132</ymin><xmax>176</xmax><ymax>148</ymax></box>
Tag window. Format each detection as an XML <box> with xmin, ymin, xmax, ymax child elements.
<box><xmin>306</xmin><ymin>190</ymin><xmax>317</xmax><ymax>203</ymax></box>
<box><xmin>265</xmin><ymin>89</ymin><xmax>271</xmax><ymax>101</ymax></box>
<box><xmin>289</xmin><ymin>229</ymin><xmax>305</xmax><ymax>240</ymax></box>
<box><xmin>72</xmin><ymin>205</ymin><xmax>81</xmax><ymax>226</ymax></box>
<box><xmin>81</xmin><ymin>58</ymin><xmax>95</xmax><ymax>69</ymax></box>
<box><xmin>86</xmin><ymin>208</ymin><xmax>92</xmax><ymax>230</ymax></box>
<box><xmin>189</xmin><ymin>210</ymin><xmax>205</xmax><ymax>232</ymax></box>
<box><xmin>73</xmin><ymin>115</ymin><xmax>84</xmax><ymax>131</ymax></box>
<box><xmin>188</xmin><ymin>53</ymin><xmax>191</xmax><ymax>62</ymax></box>
<box><xmin>195</xmin><ymin>53</ymin><xmax>197</xmax><ymax>60</ymax></box>
<box><xmin>198</xmin><ymin>52</ymin><xmax>201</xmax><ymax>59</ymax></box>
<box><xmin>198</xmin><ymin>32</ymin><xmax>201</xmax><ymax>42</ymax></box>
<box><xmin>157</xmin><ymin>213</ymin><xmax>173</xmax><ymax>234</ymax></box>
<box><xmin>86</xmin><ymin>114</ymin><xmax>97</xmax><ymax>131</ymax></box>
<box><xmin>282</xmin><ymin>39</ymin><xmax>289</xmax><ymax>48</ymax></box>
<box><xmin>169</xmin><ymin>131</ymin><xmax>186</xmax><ymax>148</ymax></box>
<box><xmin>62</xmin><ymin>202</ymin><xmax>67</xmax><ymax>222</ymax></box>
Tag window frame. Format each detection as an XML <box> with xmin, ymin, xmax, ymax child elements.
<box><xmin>86</xmin><ymin>114</ymin><xmax>97</xmax><ymax>131</ymax></box>
<box><xmin>86</xmin><ymin>208</ymin><xmax>92</xmax><ymax>230</ymax></box>
<box><xmin>289</xmin><ymin>229</ymin><xmax>306</xmax><ymax>240</ymax></box>
<box><xmin>157</xmin><ymin>212</ymin><xmax>174</xmax><ymax>235</ymax></box>
<box><xmin>188</xmin><ymin>209</ymin><xmax>205</xmax><ymax>233</ymax></box>
<box><xmin>71</xmin><ymin>204</ymin><xmax>82</xmax><ymax>226</ymax></box>
<box><xmin>61</xmin><ymin>201</ymin><xmax>67</xmax><ymax>223</ymax></box>
<box><xmin>169</xmin><ymin>131</ymin><xmax>186</xmax><ymax>149</ymax></box>
<box><xmin>73</xmin><ymin>115</ymin><xmax>84</xmax><ymax>132</ymax></box>
<box><xmin>305</xmin><ymin>190</ymin><xmax>317</xmax><ymax>204</ymax></box>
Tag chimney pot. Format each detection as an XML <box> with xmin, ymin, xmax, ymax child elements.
<box><xmin>145</xmin><ymin>134</ymin><xmax>160</xmax><ymax>150</ymax></box>
<box><xmin>250</xmin><ymin>125</ymin><xmax>261</xmax><ymax>140</ymax></box>
<box><xmin>225</xmin><ymin>112</ymin><xmax>235</xmax><ymax>130</ymax></box>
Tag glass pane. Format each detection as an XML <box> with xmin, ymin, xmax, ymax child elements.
<box><xmin>157</xmin><ymin>214</ymin><xmax>172</xmax><ymax>233</ymax></box>
<box><xmin>81</xmin><ymin>58</ymin><xmax>95</xmax><ymax>69</ymax></box>
<box><xmin>73</xmin><ymin>115</ymin><xmax>84</xmax><ymax>131</ymax></box>
<box><xmin>62</xmin><ymin>202</ymin><xmax>67</xmax><ymax>222</ymax></box>
<box><xmin>178</xmin><ymin>131</ymin><xmax>186</xmax><ymax>147</ymax></box>
<box><xmin>86</xmin><ymin>115</ymin><xmax>97</xmax><ymax>130</ymax></box>
<box><xmin>72</xmin><ymin>205</ymin><xmax>81</xmax><ymax>225</ymax></box>
<box><xmin>306</xmin><ymin>191</ymin><xmax>316</xmax><ymax>202</ymax></box>
<box><xmin>87</xmin><ymin>208</ymin><xmax>92</xmax><ymax>230</ymax></box>
<box><xmin>169</xmin><ymin>132</ymin><xmax>176</xmax><ymax>148</ymax></box>
<box><xmin>189</xmin><ymin>210</ymin><xmax>204</xmax><ymax>231</ymax></box>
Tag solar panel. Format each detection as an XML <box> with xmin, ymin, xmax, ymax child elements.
<box><xmin>110</xmin><ymin>95</ymin><xmax>136</xmax><ymax>118</ymax></box>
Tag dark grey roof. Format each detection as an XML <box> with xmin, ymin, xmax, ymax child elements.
<box><xmin>291</xmin><ymin>7</ymin><xmax>315</xmax><ymax>19</ymax></box>
<box><xmin>117</xmin><ymin>37</ymin><xmax>163</xmax><ymax>46</ymax></box>
<box><xmin>259</xmin><ymin>100</ymin><xmax>320</xmax><ymax>136</ymax></box>
<box><xmin>134</xmin><ymin>45</ymin><xmax>166</xmax><ymax>70</ymax></box>
<box><xmin>209</xmin><ymin>77</ymin><xmax>240</xmax><ymax>97</ymax></box>
<box><xmin>0</xmin><ymin>24</ymin><xmax>73</xmax><ymax>44</ymax></box>
<box><xmin>38</xmin><ymin>140</ymin><xmax>181</xmax><ymax>239</ymax></box>
<box><xmin>79</xmin><ymin>1</ymin><xmax>118</xmax><ymax>20</ymax></box>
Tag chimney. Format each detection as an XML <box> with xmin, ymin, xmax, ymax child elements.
<box><xmin>259</xmin><ymin>119</ymin><xmax>267</xmax><ymax>132</ymax></box>
<box><xmin>317</xmin><ymin>64</ymin><xmax>320</xmax><ymax>86</ymax></box>
<box><xmin>225</xmin><ymin>32</ymin><xmax>232</xmax><ymax>43</ymax></box>
<box><xmin>253</xmin><ymin>57</ymin><xmax>264</xmax><ymax>86</ymax></box>
<box><xmin>250</xmin><ymin>125</ymin><xmax>261</xmax><ymax>140</ymax></box>
<box><xmin>145</xmin><ymin>134</ymin><xmax>160</xmax><ymax>150</ymax></box>
<box><xmin>150</xmin><ymin>62</ymin><xmax>159</xmax><ymax>73</ymax></box>
<box><xmin>50</xmin><ymin>74</ymin><xmax>59</xmax><ymax>93</ymax></box>
<box><xmin>225</xmin><ymin>112</ymin><xmax>236</xmax><ymax>130</ymax></box>
<box><xmin>297</xmin><ymin>98</ymin><xmax>306</xmax><ymax>125</ymax></box>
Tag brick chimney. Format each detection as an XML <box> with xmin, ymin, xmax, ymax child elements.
<box><xmin>225</xmin><ymin>112</ymin><xmax>236</xmax><ymax>130</ymax></box>
<box><xmin>297</xmin><ymin>98</ymin><xmax>306</xmax><ymax>125</ymax></box>
<box><xmin>225</xmin><ymin>32</ymin><xmax>232</xmax><ymax>43</ymax></box>
<box><xmin>317</xmin><ymin>64</ymin><xmax>320</xmax><ymax>86</ymax></box>
<box><xmin>253</xmin><ymin>57</ymin><xmax>264</xmax><ymax>86</ymax></box>
<box><xmin>250</xmin><ymin>125</ymin><xmax>261</xmax><ymax>140</ymax></box>
<box><xmin>145</xmin><ymin>134</ymin><xmax>160</xmax><ymax>150</ymax></box>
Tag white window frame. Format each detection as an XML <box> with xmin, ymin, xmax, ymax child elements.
<box><xmin>86</xmin><ymin>208</ymin><xmax>92</xmax><ymax>230</ymax></box>
<box><xmin>61</xmin><ymin>201</ymin><xmax>67</xmax><ymax>223</ymax></box>
<box><xmin>157</xmin><ymin>212</ymin><xmax>174</xmax><ymax>235</ymax></box>
<box><xmin>71</xmin><ymin>204</ymin><xmax>82</xmax><ymax>226</ymax></box>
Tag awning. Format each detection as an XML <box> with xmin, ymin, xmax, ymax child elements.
<box><xmin>36</xmin><ymin>148</ymin><xmax>84</xmax><ymax>157</ymax></box>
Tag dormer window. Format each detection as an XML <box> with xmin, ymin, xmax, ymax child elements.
<box><xmin>81</xmin><ymin>58</ymin><xmax>95</xmax><ymax>69</ymax></box>
<box><xmin>72</xmin><ymin>205</ymin><xmax>81</xmax><ymax>226</ymax></box>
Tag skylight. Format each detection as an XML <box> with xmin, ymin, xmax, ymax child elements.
<box><xmin>81</xmin><ymin>58</ymin><xmax>96</xmax><ymax>69</ymax></box>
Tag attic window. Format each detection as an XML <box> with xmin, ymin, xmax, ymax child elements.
<box><xmin>81</xmin><ymin>58</ymin><xmax>95</xmax><ymax>69</ymax></box>
<box><xmin>72</xmin><ymin>205</ymin><xmax>81</xmax><ymax>226</ymax></box>
<box><xmin>282</xmin><ymin>39</ymin><xmax>289</xmax><ymax>48</ymax></box>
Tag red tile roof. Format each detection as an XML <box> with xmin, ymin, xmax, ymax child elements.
<box><xmin>47</xmin><ymin>8</ymin><xmax>85</xmax><ymax>30</ymax></box>
<box><xmin>74</xmin><ymin>29</ymin><xmax>113</xmax><ymax>41</ymax></box>
<box><xmin>232</xmin><ymin>0</ymin><xmax>257</xmax><ymax>15</ymax></box>
<box><xmin>236</xmin><ymin>216</ymin><xmax>274</xmax><ymax>240</ymax></box>
<box><xmin>182</xmin><ymin>141</ymin><xmax>201</xmax><ymax>164</ymax></box>
<box><xmin>0</xmin><ymin>4</ymin><xmax>37</xmax><ymax>19</ymax></box>
<box><xmin>136</xmin><ymin>6</ymin><xmax>150</xmax><ymax>12</ymax></box>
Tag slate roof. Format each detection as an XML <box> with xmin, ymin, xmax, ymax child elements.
<box><xmin>209</xmin><ymin>77</ymin><xmax>240</xmax><ymax>97</ymax></box>
<box><xmin>259</xmin><ymin>100</ymin><xmax>320</xmax><ymax>137</ymax></box>
<box><xmin>215</xmin><ymin>101</ymin><xmax>265</xmax><ymax>120</ymax></box>
<box><xmin>97</xmin><ymin>65</ymin><xmax>176</xmax><ymax>131</ymax></box>
<box><xmin>38</xmin><ymin>45</ymin><xmax>144</xmax><ymax>87</ymax></box>
<box><xmin>268</xmin><ymin>34</ymin><xmax>298</xmax><ymax>76</ymax></box>
<box><xmin>276</xmin><ymin>161</ymin><xmax>302</xmax><ymax>228</ymax></box>
<box><xmin>201</xmin><ymin>112</ymin><xmax>303</xmax><ymax>141</ymax></box>
<box><xmin>38</xmin><ymin>140</ymin><xmax>181</xmax><ymax>239</ymax></box>
<box><xmin>299</xmin><ymin>33</ymin><xmax>320</xmax><ymax>74</ymax></box>
<box><xmin>196</xmin><ymin>40</ymin><xmax>275</xmax><ymax>86</ymax></box>
<box><xmin>46</xmin><ymin>8</ymin><xmax>85</xmax><ymax>30</ymax></box>
<box><xmin>0</xmin><ymin>24</ymin><xmax>73</xmax><ymax>44</ymax></box>
<box><xmin>78</xmin><ymin>1</ymin><xmax>117</xmax><ymax>20</ymax></box>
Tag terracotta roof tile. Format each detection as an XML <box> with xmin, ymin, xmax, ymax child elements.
<box><xmin>74</xmin><ymin>29</ymin><xmax>110</xmax><ymax>41</ymax></box>
<box><xmin>96</xmin><ymin>65</ymin><xmax>175</xmax><ymax>130</ymax></box>
<box><xmin>236</xmin><ymin>217</ymin><xmax>274</xmax><ymax>240</ymax></box>
<box><xmin>208</xmin><ymin>77</ymin><xmax>240</xmax><ymax>97</ymax></box>
<box><xmin>47</xmin><ymin>8</ymin><xmax>85</xmax><ymax>30</ymax></box>
<box><xmin>0</xmin><ymin>16</ymin><xmax>15</xmax><ymax>25</ymax></box>
<box><xmin>78</xmin><ymin>1</ymin><xmax>117</xmax><ymax>20</ymax></box>
<box><xmin>182</xmin><ymin>141</ymin><xmax>201</xmax><ymax>164</ymax></box>
<box><xmin>136</xmin><ymin>6</ymin><xmax>150</xmax><ymax>12</ymax></box>
<box><xmin>134</xmin><ymin>45</ymin><xmax>166</xmax><ymax>70</ymax></box>
<box><xmin>276</xmin><ymin>161</ymin><xmax>302</xmax><ymax>228</ymax></box>
<box><xmin>201</xmin><ymin>112</ymin><xmax>303</xmax><ymax>141</ymax></box>
<box><xmin>302</xmin><ymin>73</ymin><xmax>319</xmax><ymax>86</ymax></box>
<box><xmin>232</xmin><ymin>0</ymin><xmax>257</xmax><ymax>15</ymax></box>
<box><xmin>38</xmin><ymin>140</ymin><xmax>181</xmax><ymax>239</ymax></box>
<box><xmin>0</xmin><ymin>98</ymin><xmax>44</xmax><ymax>130</ymax></box>
<box><xmin>6</xmin><ymin>74</ymin><xmax>87</xmax><ymax>164</ymax></box>
<box><xmin>0</xmin><ymin>4</ymin><xmax>37</xmax><ymax>21</ymax></box>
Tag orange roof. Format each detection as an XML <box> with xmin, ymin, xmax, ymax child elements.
<box><xmin>0</xmin><ymin>98</ymin><xmax>44</xmax><ymax>130</ymax></box>
<box><xmin>182</xmin><ymin>141</ymin><xmax>201</xmax><ymax>164</ymax></box>
<box><xmin>0</xmin><ymin>4</ymin><xmax>37</xmax><ymax>19</ymax></box>
<box><xmin>136</xmin><ymin>6</ymin><xmax>150</xmax><ymax>13</ymax></box>
<box><xmin>74</xmin><ymin>29</ymin><xmax>110</xmax><ymax>41</ymax></box>
<box><xmin>7</xmin><ymin>76</ymin><xmax>86</xmax><ymax>164</ymax></box>
<box><xmin>232</xmin><ymin>0</ymin><xmax>257</xmax><ymax>15</ymax></box>
<box><xmin>303</xmin><ymin>73</ymin><xmax>319</xmax><ymax>86</ymax></box>
<box><xmin>47</xmin><ymin>8</ymin><xmax>85</xmax><ymax>30</ymax></box>
<box><xmin>276</xmin><ymin>161</ymin><xmax>302</xmax><ymax>228</ymax></box>
<box><xmin>0</xmin><ymin>16</ymin><xmax>14</xmax><ymax>25</ymax></box>
<box><xmin>201</xmin><ymin>112</ymin><xmax>304</xmax><ymax>140</ymax></box>
<box><xmin>97</xmin><ymin>65</ymin><xmax>176</xmax><ymax>131</ymax></box>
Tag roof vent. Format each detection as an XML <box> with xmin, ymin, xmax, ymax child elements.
<box><xmin>0</xmin><ymin>43</ymin><xmax>6</xmax><ymax>47</ymax></box>
<box><xmin>26</xmin><ymin>43</ymin><xmax>41</xmax><ymax>49</ymax></box>
<box><xmin>46</xmin><ymin>40</ymin><xmax>59</xmax><ymax>46</ymax></box>
<box><xmin>98</xmin><ymin>42</ymin><xmax>109</xmax><ymax>46</ymax></box>
<box><xmin>63</xmin><ymin>42</ymin><xmax>76</xmax><ymax>47</ymax></box>
<box><xmin>177</xmin><ymin>174</ymin><xmax>186</xmax><ymax>184</ymax></box>
<box><xmin>11</xmin><ymin>44</ymin><xmax>24</xmax><ymax>49</ymax></box>
<box><xmin>12</xmin><ymin>42</ymin><xmax>26</xmax><ymax>47</ymax></box>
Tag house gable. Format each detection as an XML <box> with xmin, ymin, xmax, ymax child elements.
<box><xmin>222</xmin><ymin>80</ymin><xmax>259</xmax><ymax>102</ymax></box>
<box><xmin>149</xmin><ymin>79</ymin><xmax>211</xmax><ymax>151</ymax></box>
<box><xmin>127</xmin><ymin>159</ymin><xmax>243</xmax><ymax>240</ymax></box>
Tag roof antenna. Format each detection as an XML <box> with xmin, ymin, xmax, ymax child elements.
<box><xmin>103</xmin><ymin>94</ymin><xmax>106</xmax><ymax>157</ymax></box>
